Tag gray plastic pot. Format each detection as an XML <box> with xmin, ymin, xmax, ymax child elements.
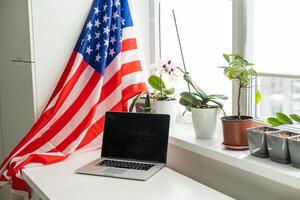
<box><xmin>266</xmin><ymin>131</ymin><xmax>298</xmax><ymax>164</ymax></box>
<box><xmin>288</xmin><ymin>135</ymin><xmax>300</xmax><ymax>169</ymax></box>
<box><xmin>247</xmin><ymin>127</ymin><xmax>279</xmax><ymax>158</ymax></box>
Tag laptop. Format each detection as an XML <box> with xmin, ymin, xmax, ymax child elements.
<box><xmin>75</xmin><ymin>112</ymin><xmax>170</xmax><ymax>180</ymax></box>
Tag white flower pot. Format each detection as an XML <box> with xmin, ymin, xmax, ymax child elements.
<box><xmin>191</xmin><ymin>107</ymin><xmax>217</xmax><ymax>139</ymax></box>
<box><xmin>155</xmin><ymin>100</ymin><xmax>177</xmax><ymax>125</ymax></box>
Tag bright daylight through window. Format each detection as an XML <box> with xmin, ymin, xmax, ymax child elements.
<box><xmin>160</xmin><ymin>0</ymin><xmax>232</xmax><ymax>115</ymax></box>
<box><xmin>253</xmin><ymin>0</ymin><xmax>300</xmax><ymax>120</ymax></box>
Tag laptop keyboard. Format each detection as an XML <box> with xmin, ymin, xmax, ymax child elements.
<box><xmin>97</xmin><ymin>160</ymin><xmax>154</xmax><ymax>171</ymax></box>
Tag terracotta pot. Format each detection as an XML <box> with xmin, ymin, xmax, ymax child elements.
<box><xmin>221</xmin><ymin>116</ymin><xmax>254</xmax><ymax>148</ymax></box>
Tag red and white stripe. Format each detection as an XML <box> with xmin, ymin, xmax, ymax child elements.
<box><xmin>0</xmin><ymin>26</ymin><xmax>147</xmax><ymax>197</ymax></box>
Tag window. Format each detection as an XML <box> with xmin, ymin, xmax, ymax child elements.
<box><xmin>159</xmin><ymin>0</ymin><xmax>233</xmax><ymax>114</ymax></box>
<box><xmin>251</xmin><ymin>0</ymin><xmax>300</xmax><ymax>120</ymax></box>
<box><xmin>153</xmin><ymin>0</ymin><xmax>300</xmax><ymax>121</ymax></box>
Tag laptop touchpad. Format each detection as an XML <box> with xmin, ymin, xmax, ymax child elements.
<box><xmin>103</xmin><ymin>168</ymin><xmax>127</xmax><ymax>175</ymax></box>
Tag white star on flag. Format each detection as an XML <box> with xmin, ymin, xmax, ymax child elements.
<box><xmin>122</xmin><ymin>18</ymin><xmax>126</xmax><ymax>26</ymax></box>
<box><xmin>109</xmin><ymin>48</ymin><xmax>115</xmax><ymax>57</ymax></box>
<box><xmin>95</xmin><ymin>32</ymin><xmax>101</xmax><ymax>39</ymax></box>
<box><xmin>112</xmin><ymin>11</ymin><xmax>119</xmax><ymax>20</ymax></box>
<box><xmin>94</xmin><ymin>19</ymin><xmax>101</xmax><ymax>28</ymax></box>
<box><xmin>103</xmin><ymin>26</ymin><xmax>110</xmax><ymax>35</ymax></box>
<box><xmin>86</xmin><ymin>21</ymin><xmax>93</xmax><ymax>30</ymax></box>
<box><xmin>86</xmin><ymin>46</ymin><xmax>93</xmax><ymax>55</ymax></box>
<box><xmin>103</xmin><ymin>3</ymin><xmax>108</xmax><ymax>11</ymax></box>
<box><xmin>111</xmin><ymin>23</ymin><xmax>118</xmax><ymax>32</ymax></box>
<box><xmin>87</xmin><ymin>34</ymin><xmax>92</xmax><ymax>42</ymax></box>
<box><xmin>103</xmin><ymin>14</ymin><xmax>110</xmax><ymax>23</ymax></box>
<box><xmin>95</xmin><ymin>54</ymin><xmax>101</xmax><ymax>62</ymax></box>
<box><xmin>114</xmin><ymin>0</ymin><xmax>120</xmax><ymax>7</ymax></box>
<box><xmin>96</xmin><ymin>42</ymin><xmax>101</xmax><ymax>50</ymax></box>
<box><xmin>94</xmin><ymin>7</ymin><xmax>100</xmax><ymax>15</ymax></box>
<box><xmin>110</xmin><ymin>36</ymin><xmax>117</xmax><ymax>45</ymax></box>
<box><xmin>104</xmin><ymin>39</ymin><xmax>109</xmax><ymax>46</ymax></box>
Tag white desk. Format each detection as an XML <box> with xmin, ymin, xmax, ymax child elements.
<box><xmin>22</xmin><ymin>150</ymin><xmax>233</xmax><ymax>200</ymax></box>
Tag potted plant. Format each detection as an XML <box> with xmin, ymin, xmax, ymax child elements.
<box><xmin>129</xmin><ymin>93</ymin><xmax>152</xmax><ymax>113</ymax></box>
<box><xmin>288</xmin><ymin>135</ymin><xmax>300</xmax><ymax>168</ymax></box>
<box><xmin>266</xmin><ymin>112</ymin><xmax>300</xmax><ymax>166</ymax></box>
<box><xmin>179</xmin><ymin>74</ymin><xmax>228</xmax><ymax>139</ymax></box>
<box><xmin>129</xmin><ymin>60</ymin><xmax>180</xmax><ymax>124</ymax></box>
<box><xmin>266</xmin><ymin>131</ymin><xmax>297</xmax><ymax>164</ymax></box>
<box><xmin>247</xmin><ymin>126</ymin><xmax>280</xmax><ymax>158</ymax></box>
<box><xmin>219</xmin><ymin>54</ymin><xmax>258</xmax><ymax>149</ymax></box>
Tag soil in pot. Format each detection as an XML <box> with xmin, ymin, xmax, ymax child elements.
<box><xmin>247</xmin><ymin>127</ymin><xmax>279</xmax><ymax>158</ymax></box>
<box><xmin>266</xmin><ymin>131</ymin><xmax>298</xmax><ymax>164</ymax></box>
<box><xmin>222</xmin><ymin>116</ymin><xmax>254</xmax><ymax>150</ymax></box>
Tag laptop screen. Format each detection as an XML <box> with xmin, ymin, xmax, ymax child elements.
<box><xmin>102</xmin><ymin>112</ymin><xmax>170</xmax><ymax>163</ymax></box>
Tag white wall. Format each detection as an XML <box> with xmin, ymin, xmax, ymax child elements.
<box><xmin>129</xmin><ymin>0</ymin><xmax>151</xmax><ymax>71</ymax></box>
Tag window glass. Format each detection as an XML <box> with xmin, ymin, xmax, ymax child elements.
<box><xmin>253</xmin><ymin>0</ymin><xmax>300</xmax><ymax>119</ymax></box>
<box><xmin>160</xmin><ymin>0</ymin><xmax>232</xmax><ymax>114</ymax></box>
<box><xmin>253</xmin><ymin>0</ymin><xmax>300</xmax><ymax>75</ymax></box>
<box><xmin>256</xmin><ymin>76</ymin><xmax>300</xmax><ymax>119</ymax></box>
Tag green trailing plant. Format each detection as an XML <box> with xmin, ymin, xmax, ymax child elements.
<box><xmin>129</xmin><ymin>93</ymin><xmax>152</xmax><ymax>113</ymax></box>
<box><xmin>219</xmin><ymin>54</ymin><xmax>258</xmax><ymax>119</ymax></box>
<box><xmin>179</xmin><ymin>74</ymin><xmax>228</xmax><ymax>114</ymax></box>
<box><xmin>267</xmin><ymin>112</ymin><xmax>300</xmax><ymax>127</ymax></box>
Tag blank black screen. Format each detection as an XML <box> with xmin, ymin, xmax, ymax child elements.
<box><xmin>102</xmin><ymin>112</ymin><xmax>170</xmax><ymax>163</ymax></box>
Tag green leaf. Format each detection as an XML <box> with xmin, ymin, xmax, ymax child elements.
<box><xmin>183</xmin><ymin>74</ymin><xmax>208</xmax><ymax>99</ymax></box>
<box><xmin>148</xmin><ymin>75</ymin><xmax>165</xmax><ymax>90</ymax></box>
<box><xmin>179</xmin><ymin>97</ymin><xmax>192</xmax><ymax>107</ymax></box>
<box><xmin>290</xmin><ymin>114</ymin><xmax>300</xmax><ymax>123</ymax></box>
<box><xmin>208</xmin><ymin>94</ymin><xmax>228</xmax><ymax>100</ymax></box>
<box><xmin>208</xmin><ymin>99</ymin><xmax>223</xmax><ymax>108</ymax></box>
<box><xmin>276</xmin><ymin>112</ymin><xmax>293</xmax><ymax>124</ymax></box>
<box><xmin>144</xmin><ymin>93</ymin><xmax>151</xmax><ymax>113</ymax></box>
<box><xmin>267</xmin><ymin>117</ymin><xmax>284</xmax><ymax>127</ymax></box>
<box><xmin>162</xmin><ymin>87</ymin><xmax>175</xmax><ymax>96</ymax></box>
<box><xmin>180</xmin><ymin>92</ymin><xmax>202</xmax><ymax>107</ymax></box>
<box><xmin>245</xmin><ymin>63</ymin><xmax>254</xmax><ymax>66</ymax></box>
<box><xmin>223</xmin><ymin>54</ymin><xmax>230</xmax><ymax>63</ymax></box>
<box><xmin>255</xmin><ymin>90</ymin><xmax>262</xmax><ymax>104</ymax></box>
<box><xmin>129</xmin><ymin>93</ymin><xmax>143</xmax><ymax>112</ymax></box>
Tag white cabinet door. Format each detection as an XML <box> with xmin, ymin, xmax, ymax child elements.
<box><xmin>0</xmin><ymin>0</ymin><xmax>35</xmax><ymax>158</ymax></box>
<box><xmin>0</xmin><ymin>0</ymin><xmax>35</xmax><ymax>199</ymax></box>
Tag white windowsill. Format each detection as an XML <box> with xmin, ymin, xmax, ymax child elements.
<box><xmin>168</xmin><ymin>122</ymin><xmax>300</xmax><ymax>191</ymax></box>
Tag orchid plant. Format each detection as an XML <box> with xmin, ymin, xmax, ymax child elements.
<box><xmin>129</xmin><ymin>59</ymin><xmax>180</xmax><ymax>112</ymax></box>
<box><xmin>149</xmin><ymin>59</ymin><xmax>180</xmax><ymax>100</ymax></box>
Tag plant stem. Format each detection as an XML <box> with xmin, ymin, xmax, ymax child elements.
<box><xmin>237</xmin><ymin>82</ymin><xmax>242</xmax><ymax>119</ymax></box>
<box><xmin>160</xmin><ymin>74</ymin><xmax>163</xmax><ymax>99</ymax></box>
<box><xmin>172</xmin><ymin>10</ymin><xmax>191</xmax><ymax>94</ymax></box>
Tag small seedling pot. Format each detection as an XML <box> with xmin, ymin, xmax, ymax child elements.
<box><xmin>266</xmin><ymin>131</ymin><xmax>298</xmax><ymax>164</ymax></box>
<box><xmin>247</xmin><ymin>127</ymin><xmax>279</xmax><ymax>158</ymax></box>
<box><xmin>288</xmin><ymin>135</ymin><xmax>300</xmax><ymax>169</ymax></box>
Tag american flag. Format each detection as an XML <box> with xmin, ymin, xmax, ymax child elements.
<box><xmin>0</xmin><ymin>0</ymin><xmax>147</xmax><ymax>197</ymax></box>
